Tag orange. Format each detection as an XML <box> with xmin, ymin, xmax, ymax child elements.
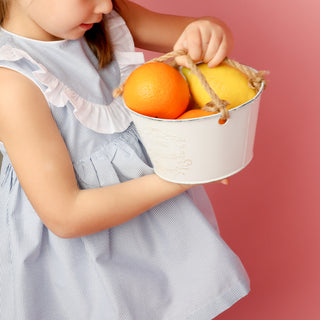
<box><xmin>123</xmin><ymin>62</ymin><xmax>190</xmax><ymax>119</ymax></box>
<box><xmin>177</xmin><ymin>109</ymin><xmax>214</xmax><ymax>119</ymax></box>
<box><xmin>177</xmin><ymin>108</ymin><xmax>227</xmax><ymax>124</ymax></box>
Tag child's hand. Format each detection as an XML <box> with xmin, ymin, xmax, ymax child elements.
<box><xmin>173</xmin><ymin>17</ymin><xmax>233</xmax><ymax>68</ymax></box>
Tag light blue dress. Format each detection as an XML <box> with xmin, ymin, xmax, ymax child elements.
<box><xmin>0</xmin><ymin>11</ymin><xmax>250</xmax><ymax>320</ymax></box>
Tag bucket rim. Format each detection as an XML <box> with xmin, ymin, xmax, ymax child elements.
<box><xmin>126</xmin><ymin>81</ymin><xmax>264</xmax><ymax>123</ymax></box>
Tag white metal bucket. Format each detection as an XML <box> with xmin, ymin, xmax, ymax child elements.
<box><xmin>128</xmin><ymin>82</ymin><xmax>264</xmax><ymax>184</ymax></box>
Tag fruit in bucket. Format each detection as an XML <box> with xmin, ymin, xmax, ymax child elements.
<box><xmin>181</xmin><ymin>62</ymin><xmax>256</xmax><ymax>110</ymax></box>
<box><xmin>177</xmin><ymin>109</ymin><xmax>214</xmax><ymax>119</ymax></box>
<box><xmin>177</xmin><ymin>108</ymin><xmax>227</xmax><ymax>124</ymax></box>
<box><xmin>123</xmin><ymin>62</ymin><xmax>190</xmax><ymax>119</ymax></box>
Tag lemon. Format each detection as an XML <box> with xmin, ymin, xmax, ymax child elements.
<box><xmin>182</xmin><ymin>62</ymin><xmax>256</xmax><ymax>109</ymax></box>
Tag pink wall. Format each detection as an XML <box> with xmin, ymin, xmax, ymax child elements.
<box><xmin>134</xmin><ymin>0</ymin><xmax>320</xmax><ymax>319</ymax></box>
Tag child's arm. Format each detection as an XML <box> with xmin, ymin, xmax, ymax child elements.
<box><xmin>115</xmin><ymin>0</ymin><xmax>233</xmax><ymax>67</ymax></box>
<box><xmin>0</xmin><ymin>69</ymin><xmax>192</xmax><ymax>239</ymax></box>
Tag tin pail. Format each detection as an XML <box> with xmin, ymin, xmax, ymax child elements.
<box><xmin>129</xmin><ymin>81</ymin><xmax>264</xmax><ymax>184</ymax></box>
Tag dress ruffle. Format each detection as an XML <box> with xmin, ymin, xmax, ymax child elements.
<box><xmin>0</xmin><ymin>11</ymin><xmax>145</xmax><ymax>134</ymax></box>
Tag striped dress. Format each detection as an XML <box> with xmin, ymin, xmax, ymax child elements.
<box><xmin>0</xmin><ymin>10</ymin><xmax>249</xmax><ymax>320</ymax></box>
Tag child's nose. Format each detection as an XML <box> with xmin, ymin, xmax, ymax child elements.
<box><xmin>94</xmin><ymin>0</ymin><xmax>113</xmax><ymax>14</ymax></box>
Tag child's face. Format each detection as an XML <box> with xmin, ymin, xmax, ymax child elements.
<box><xmin>14</xmin><ymin>0</ymin><xmax>113</xmax><ymax>41</ymax></box>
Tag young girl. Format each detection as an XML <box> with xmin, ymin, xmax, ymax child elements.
<box><xmin>0</xmin><ymin>0</ymin><xmax>249</xmax><ymax>319</ymax></box>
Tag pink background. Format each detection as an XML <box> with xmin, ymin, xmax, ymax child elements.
<box><xmin>134</xmin><ymin>0</ymin><xmax>320</xmax><ymax>319</ymax></box>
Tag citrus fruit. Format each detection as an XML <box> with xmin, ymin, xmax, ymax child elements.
<box><xmin>123</xmin><ymin>62</ymin><xmax>190</xmax><ymax>119</ymax></box>
<box><xmin>177</xmin><ymin>108</ymin><xmax>227</xmax><ymax>124</ymax></box>
<box><xmin>182</xmin><ymin>62</ymin><xmax>256</xmax><ymax>109</ymax></box>
<box><xmin>177</xmin><ymin>109</ymin><xmax>214</xmax><ymax>119</ymax></box>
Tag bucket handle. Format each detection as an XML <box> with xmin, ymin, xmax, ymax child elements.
<box><xmin>113</xmin><ymin>49</ymin><xmax>268</xmax><ymax>122</ymax></box>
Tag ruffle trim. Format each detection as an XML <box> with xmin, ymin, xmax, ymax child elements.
<box><xmin>0</xmin><ymin>12</ymin><xmax>145</xmax><ymax>134</ymax></box>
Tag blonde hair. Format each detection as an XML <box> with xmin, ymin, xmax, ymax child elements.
<box><xmin>0</xmin><ymin>0</ymin><xmax>119</xmax><ymax>69</ymax></box>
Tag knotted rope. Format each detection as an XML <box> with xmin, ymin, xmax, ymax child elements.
<box><xmin>113</xmin><ymin>49</ymin><xmax>268</xmax><ymax>122</ymax></box>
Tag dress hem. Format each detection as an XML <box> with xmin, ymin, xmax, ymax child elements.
<box><xmin>168</xmin><ymin>279</ymin><xmax>250</xmax><ymax>320</ymax></box>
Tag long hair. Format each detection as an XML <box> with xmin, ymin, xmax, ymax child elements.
<box><xmin>0</xmin><ymin>0</ymin><xmax>120</xmax><ymax>69</ymax></box>
<box><xmin>84</xmin><ymin>22</ymin><xmax>113</xmax><ymax>69</ymax></box>
<box><xmin>85</xmin><ymin>0</ymin><xmax>121</xmax><ymax>68</ymax></box>
<box><xmin>0</xmin><ymin>0</ymin><xmax>8</xmax><ymax>25</ymax></box>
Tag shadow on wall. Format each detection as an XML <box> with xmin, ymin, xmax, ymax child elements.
<box><xmin>0</xmin><ymin>152</ymin><xmax>2</xmax><ymax>172</ymax></box>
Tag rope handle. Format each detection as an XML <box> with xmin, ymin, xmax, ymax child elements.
<box><xmin>113</xmin><ymin>49</ymin><xmax>268</xmax><ymax>121</ymax></box>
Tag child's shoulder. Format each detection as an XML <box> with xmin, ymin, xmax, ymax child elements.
<box><xmin>0</xmin><ymin>67</ymin><xmax>48</xmax><ymax>139</ymax></box>
<box><xmin>0</xmin><ymin>67</ymin><xmax>42</xmax><ymax>104</ymax></box>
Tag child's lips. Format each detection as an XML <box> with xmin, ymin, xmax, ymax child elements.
<box><xmin>79</xmin><ymin>23</ymin><xmax>94</xmax><ymax>30</ymax></box>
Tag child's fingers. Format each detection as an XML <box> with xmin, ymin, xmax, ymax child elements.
<box><xmin>207</xmin><ymin>35</ymin><xmax>229</xmax><ymax>68</ymax></box>
<box><xmin>173</xmin><ymin>21</ymin><xmax>230</xmax><ymax>68</ymax></box>
<box><xmin>174</xmin><ymin>56</ymin><xmax>191</xmax><ymax>69</ymax></box>
<box><xmin>185</xmin><ymin>31</ymin><xmax>203</xmax><ymax>63</ymax></box>
<box><xmin>186</xmin><ymin>25</ymin><xmax>218</xmax><ymax>64</ymax></box>
<box><xmin>173</xmin><ymin>37</ymin><xmax>188</xmax><ymax>67</ymax></box>
<box><xmin>173</xmin><ymin>31</ymin><xmax>202</xmax><ymax>67</ymax></box>
<box><xmin>202</xmin><ymin>33</ymin><xmax>222</xmax><ymax>66</ymax></box>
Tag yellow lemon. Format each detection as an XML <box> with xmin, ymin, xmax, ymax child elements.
<box><xmin>182</xmin><ymin>62</ymin><xmax>256</xmax><ymax>109</ymax></box>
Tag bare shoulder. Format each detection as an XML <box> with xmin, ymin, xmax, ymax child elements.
<box><xmin>0</xmin><ymin>66</ymin><xmax>66</xmax><ymax>156</ymax></box>
<box><xmin>0</xmin><ymin>67</ymin><xmax>42</xmax><ymax>104</ymax></box>
<box><xmin>0</xmin><ymin>67</ymin><xmax>50</xmax><ymax>140</ymax></box>
<box><xmin>0</xmin><ymin>67</ymin><xmax>44</xmax><ymax>115</ymax></box>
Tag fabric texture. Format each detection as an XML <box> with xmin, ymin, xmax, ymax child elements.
<box><xmin>0</xmin><ymin>11</ymin><xmax>250</xmax><ymax>320</ymax></box>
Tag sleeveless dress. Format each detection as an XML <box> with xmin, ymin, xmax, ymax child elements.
<box><xmin>0</xmin><ymin>11</ymin><xmax>250</xmax><ymax>320</ymax></box>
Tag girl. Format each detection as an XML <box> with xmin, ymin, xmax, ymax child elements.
<box><xmin>0</xmin><ymin>0</ymin><xmax>249</xmax><ymax>319</ymax></box>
